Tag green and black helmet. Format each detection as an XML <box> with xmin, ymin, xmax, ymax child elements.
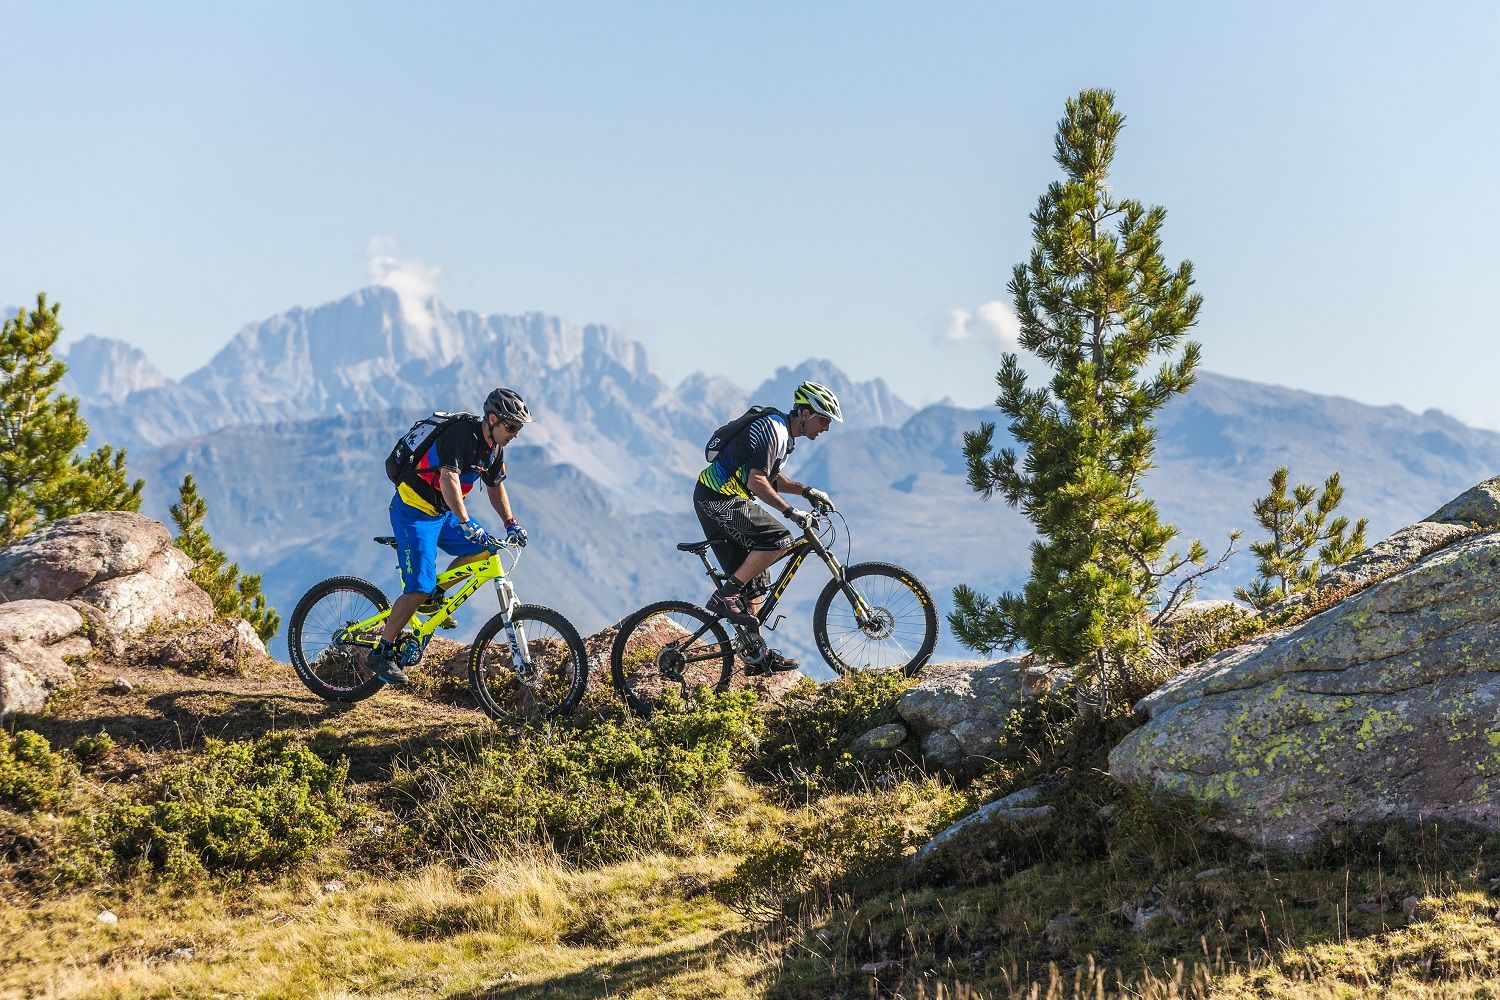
<box><xmin>792</xmin><ymin>380</ymin><xmax>843</xmax><ymax>422</ymax></box>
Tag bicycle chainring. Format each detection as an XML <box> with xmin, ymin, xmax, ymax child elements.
<box><xmin>740</xmin><ymin>633</ymin><xmax>768</xmax><ymax>665</ymax></box>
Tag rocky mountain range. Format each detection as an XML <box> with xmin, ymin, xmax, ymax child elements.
<box><xmin>58</xmin><ymin>287</ymin><xmax>1500</xmax><ymax>675</ymax></box>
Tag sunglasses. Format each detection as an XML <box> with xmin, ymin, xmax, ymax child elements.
<box><xmin>503</xmin><ymin>422</ymin><xmax>524</xmax><ymax>435</ymax></box>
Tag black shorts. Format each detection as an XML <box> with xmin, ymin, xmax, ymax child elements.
<box><xmin>693</xmin><ymin>483</ymin><xmax>792</xmax><ymax>579</ymax></box>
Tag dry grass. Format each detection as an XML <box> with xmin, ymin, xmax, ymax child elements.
<box><xmin>0</xmin><ymin>850</ymin><xmax>768</xmax><ymax>1000</ymax></box>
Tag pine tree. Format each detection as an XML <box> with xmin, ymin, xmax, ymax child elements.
<box><xmin>0</xmin><ymin>295</ymin><xmax>143</xmax><ymax>546</ymax></box>
<box><xmin>950</xmin><ymin>89</ymin><xmax>1213</xmax><ymax>691</ymax></box>
<box><xmin>1235</xmin><ymin>467</ymin><xmax>1368</xmax><ymax>610</ymax></box>
<box><xmin>170</xmin><ymin>474</ymin><xmax>281</xmax><ymax>642</ymax></box>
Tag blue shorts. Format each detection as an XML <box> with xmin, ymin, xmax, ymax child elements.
<box><xmin>388</xmin><ymin>497</ymin><xmax>488</xmax><ymax>595</ymax></box>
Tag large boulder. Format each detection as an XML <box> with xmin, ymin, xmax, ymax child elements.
<box><xmin>1110</xmin><ymin>527</ymin><xmax>1500</xmax><ymax>851</ymax></box>
<box><xmin>1266</xmin><ymin>520</ymin><xmax>1474</xmax><ymax>616</ymax></box>
<box><xmin>141</xmin><ymin>617</ymin><xmax>275</xmax><ymax>675</ymax></box>
<box><xmin>0</xmin><ymin>511</ymin><xmax>213</xmax><ymax>633</ymax></box>
<box><xmin>0</xmin><ymin>601</ymin><xmax>95</xmax><ymax>716</ymax></box>
<box><xmin>1427</xmin><ymin>476</ymin><xmax>1500</xmax><ymax>528</ymax></box>
<box><xmin>897</xmin><ymin>656</ymin><xmax>1069</xmax><ymax>772</ymax></box>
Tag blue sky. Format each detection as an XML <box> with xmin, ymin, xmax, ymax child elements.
<box><xmin>4</xmin><ymin>2</ymin><xmax>1498</xmax><ymax>423</ymax></box>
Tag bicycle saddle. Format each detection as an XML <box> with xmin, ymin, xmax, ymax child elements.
<box><xmin>373</xmin><ymin>536</ymin><xmax>397</xmax><ymax>548</ymax></box>
<box><xmin>676</xmin><ymin>540</ymin><xmax>713</xmax><ymax>554</ymax></box>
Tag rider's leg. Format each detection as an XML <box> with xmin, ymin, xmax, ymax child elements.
<box><xmin>385</xmin><ymin>506</ymin><xmax>446</xmax><ymax>644</ymax></box>
<box><xmin>732</xmin><ymin>548</ymin><xmax>781</xmax><ymax>586</ymax></box>
<box><xmin>447</xmin><ymin>551</ymin><xmax>488</xmax><ymax>570</ymax></box>
<box><xmin>375</xmin><ymin>499</ymin><xmax>449</xmax><ymax>682</ymax></box>
<box><xmin>382</xmin><ymin>592</ymin><xmax>428</xmax><ymax>644</ymax></box>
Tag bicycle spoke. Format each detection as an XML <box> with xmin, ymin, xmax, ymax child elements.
<box><xmin>612</xmin><ymin>603</ymin><xmax>734</xmax><ymax>717</ymax></box>
<box><xmin>289</xmin><ymin>578</ymin><xmax>389</xmax><ymax>699</ymax></box>
<box><xmin>820</xmin><ymin>570</ymin><xmax>933</xmax><ymax>672</ymax></box>
<box><xmin>475</xmin><ymin>621</ymin><xmax>579</xmax><ymax>725</ymax></box>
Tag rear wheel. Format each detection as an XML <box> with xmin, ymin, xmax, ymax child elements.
<box><xmin>610</xmin><ymin>601</ymin><xmax>734</xmax><ymax>718</ymax></box>
<box><xmin>287</xmin><ymin>576</ymin><xmax>389</xmax><ymax>702</ymax></box>
<box><xmin>813</xmin><ymin>562</ymin><xmax>937</xmax><ymax>677</ymax></box>
<box><xmin>468</xmin><ymin>605</ymin><xmax>589</xmax><ymax>724</ymax></box>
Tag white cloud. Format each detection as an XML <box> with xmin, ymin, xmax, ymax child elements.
<box><xmin>938</xmin><ymin>299</ymin><xmax>1024</xmax><ymax>353</ymax></box>
<box><xmin>366</xmin><ymin>237</ymin><xmax>443</xmax><ymax>343</ymax></box>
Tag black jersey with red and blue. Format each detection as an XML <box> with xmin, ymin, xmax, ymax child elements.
<box><xmin>393</xmin><ymin>418</ymin><xmax>505</xmax><ymax>517</ymax></box>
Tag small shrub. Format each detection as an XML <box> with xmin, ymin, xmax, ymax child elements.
<box><xmin>392</xmin><ymin>688</ymin><xmax>762</xmax><ymax>865</ymax></box>
<box><xmin>720</xmin><ymin>778</ymin><xmax>967</xmax><ymax>920</ymax></box>
<box><xmin>750</xmin><ymin>671</ymin><xmax>916</xmax><ymax>798</ymax></box>
<box><xmin>0</xmin><ymin>730</ymin><xmax>74</xmax><ymax>813</ymax></box>
<box><xmin>70</xmin><ymin>730</ymin><xmax>117</xmax><ymax>765</ymax></box>
<box><xmin>1160</xmin><ymin>602</ymin><xmax>1259</xmax><ymax>666</ymax></box>
<box><xmin>75</xmin><ymin>733</ymin><xmax>352</xmax><ymax>881</ymax></box>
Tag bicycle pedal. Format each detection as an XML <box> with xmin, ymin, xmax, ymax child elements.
<box><xmin>397</xmin><ymin>636</ymin><xmax>424</xmax><ymax>667</ymax></box>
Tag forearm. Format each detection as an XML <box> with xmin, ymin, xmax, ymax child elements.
<box><xmin>439</xmin><ymin>471</ymin><xmax>470</xmax><ymax>522</ymax></box>
<box><xmin>747</xmin><ymin>471</ymin><xmax>792</xmax><ymax>513</ymax></box>
<box><xmin>773</xmin><ymin>473</ymin><xmax>808</xmax><ymax>497</ymax></box>
<box><xmin>488</xmin><ymin>483</ymin><xmax>515</xmax><ymax>522</ymax></box>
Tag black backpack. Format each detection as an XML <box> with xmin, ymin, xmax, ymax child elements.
<box><xmin>705</xmin><ymin>405</ymin><xmax>782</xmax><ymax>462</ymax></box>
<box><xmin>385</xmin><ymin>411</ymin><xmax>481</xmax><ymax>485</ymax></box>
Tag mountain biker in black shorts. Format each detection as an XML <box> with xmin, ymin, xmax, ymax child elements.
<box><xmin>694</xmin><ymin>380</ymin><xmax>841</xmax><ymax>674</ymax></box>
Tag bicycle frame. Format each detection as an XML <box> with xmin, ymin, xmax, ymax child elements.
<box><xmin>335</xmin><ymin>548</ymin><xmax>533</xmax><ymax>668</ymax></box>
<box><xmin>682</xmin><ymin>516</ymin><xmax>877</xmax><ymax>653</ymax></box>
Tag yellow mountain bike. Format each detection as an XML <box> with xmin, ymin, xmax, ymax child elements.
<box><xmin>287</xmin><ymin>536</ymin><xmax>588</xmax><ymax>723</ymax></box>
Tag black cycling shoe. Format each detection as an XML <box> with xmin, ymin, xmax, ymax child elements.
<box><xmin>706</xmin><ymin>587</ymin><xmax>759</xmax><ymax>628</ymax></box>
<box><xmin>746</xmin><ymin>648</ymin><xmax>800</xmax><ymax>676</ymax></box>
<box><xmin>365</xmin><ymin>643</ymin><xmax>410</xmax><ymax>685</ymax></box>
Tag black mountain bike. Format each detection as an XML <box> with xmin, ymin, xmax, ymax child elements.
<box><xmin>609</xmin><ymin>500</ymin><xmax>937</xmax><ymax>716</ymax></box>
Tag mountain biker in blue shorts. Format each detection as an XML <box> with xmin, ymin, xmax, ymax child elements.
<box><xmin>695</xmin><ymin>380</ymin><xmax>842</xmax><ymax>674</ymax></box>
<box><xmin>367</xmin><ymin>387</ymin><xmax>533</xmax><ymax>684</ymax></box>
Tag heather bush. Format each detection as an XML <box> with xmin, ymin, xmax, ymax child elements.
<box><xmin>392</xmin><ymin>688</ymin><xmax>762</xmax><ymax>865</ymax></box>
<box><xmin>0</xmin><ymin>729</ymin><xmax>74</xmax><ymax>813</ymax></box>
<box><xmin>750</xmin><ymin>670</ymin><xmax>916</xmax><ymax>799</ymax></box>
<box><xmin>75</xmin><ymin>733</ymin><xmax>352</xmax><ymax>881</ymax></box>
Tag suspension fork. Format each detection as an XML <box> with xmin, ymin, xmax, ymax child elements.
<box><xmin>493</xmin><ymin>577</ymin><xmax>533</xmax><ymax>672</ymax></box>
<box><xmin>805</xmin><ymin>533</ymin><xmax>875</xmax><ymax>621</ymax></box>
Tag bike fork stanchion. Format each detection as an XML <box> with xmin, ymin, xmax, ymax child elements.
<box><xmin>493</xmin><ymin>577</ymin><xmax>534</xmax><ymax>675</ymax></box>
<box><xmin>809</xmin><ymin>533</ymin><xmax>875</xmax><ymax>623</ymax></box>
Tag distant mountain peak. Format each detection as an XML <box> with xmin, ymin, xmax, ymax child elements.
<box><xmin>751</xmin><ymin>358</ymin><xmax>915</xmax><ymax>428</ymax></box>
<box><xmin>60</xmin><ymin>335</ymin><xmax>171</xmax><ymax>403</ymax></box>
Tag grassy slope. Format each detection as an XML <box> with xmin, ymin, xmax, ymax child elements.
<box><xmin>5</xmin><ymin>654</ymin><xmax>1500</xmax><ymax>999</ymax></box>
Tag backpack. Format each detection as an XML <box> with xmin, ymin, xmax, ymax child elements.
<box><xmin>385</xmin><ymin>411</ymin><xmax>481</xmax><ymax>485</ymax></box>
<box><xmin>705</xmin><ymin>405</ymin><xmax>782</xmax><ymax>462</ymax></box>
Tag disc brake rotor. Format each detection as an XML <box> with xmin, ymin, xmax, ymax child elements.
<box><xmin>861</xmin><ymin>607</ymin><xmax>896</xmax><ymax>640</ymax></box>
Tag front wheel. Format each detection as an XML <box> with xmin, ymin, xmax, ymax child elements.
<box><xmin>610</xmin><ymin>601</ymin><xmax>734</xmax><ymax>718</ymax></box>
<box><xmin>813</xmin><ymin>562</ymin><xmax>937</xmax><ymax>677</ymax></box>
<box><xmin>468</xmin><ymin>605</ymin><xmax>588</xmax><ymax>724</ymax></box>
<box><xmin>287</xmin><ymin>576</ymin><xmax>389</xmax><ymax>702</ymax></box>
